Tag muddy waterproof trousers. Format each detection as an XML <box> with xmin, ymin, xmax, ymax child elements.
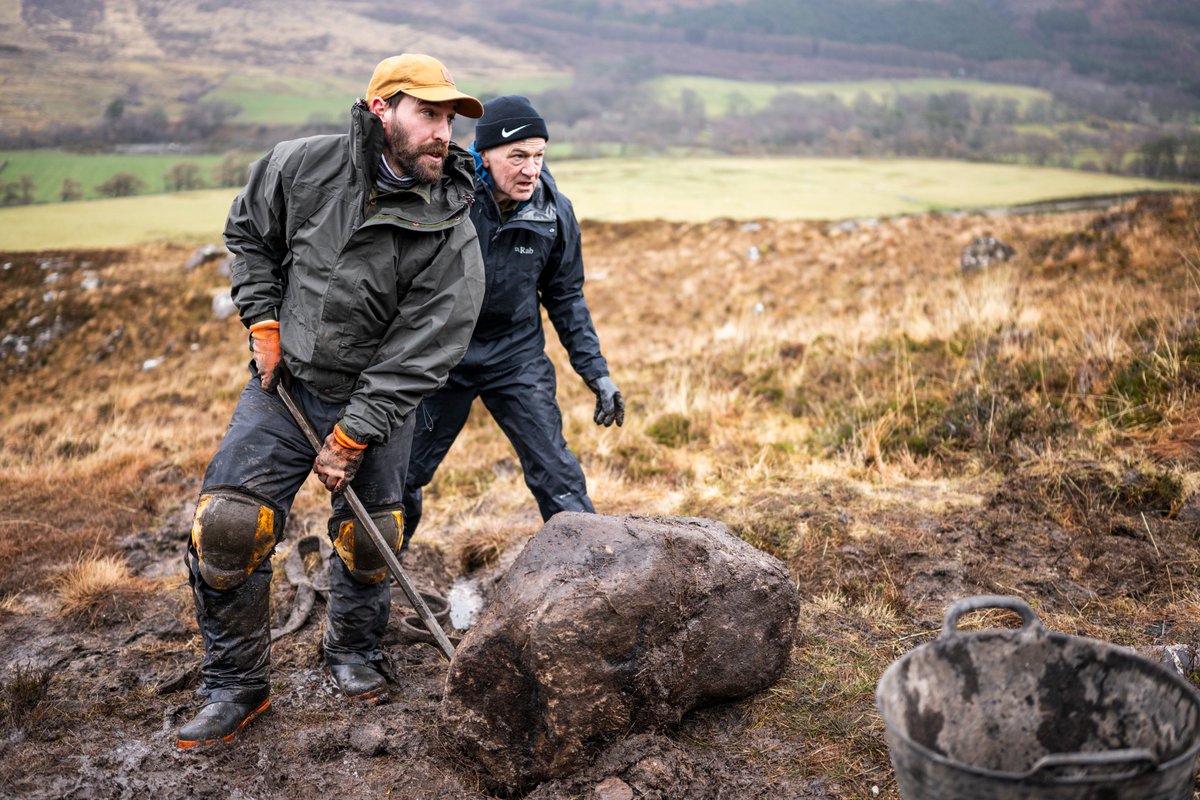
<box><xmin>402</xmin><ymin>353</ymin><xmax>594</xmax><ymax>548</ymax></box>
<box><xmin>186</xmin><ymin>373</ymin><xmax>414</xmax><ymax>705</ymax></box>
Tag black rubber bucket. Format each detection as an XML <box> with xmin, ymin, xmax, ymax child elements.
<box><xmin>876</xmin><ymin>596</ymin><xmax>1200</xmax><ymax>800</ymax></box>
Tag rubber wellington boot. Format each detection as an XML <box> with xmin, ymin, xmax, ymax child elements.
<box><xmin>330</xmin><ymin>663</ymin><xmax>387</xmax><ymax>702</ymax></box>
<box><xmin>176</xmin><ymin>698</ymin><xmax>271</xmax><ymax>749</ymax></box>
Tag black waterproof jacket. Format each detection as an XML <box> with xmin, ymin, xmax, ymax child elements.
<box><xmin>225</xmin><ymin>101</ymin><xmax>485</xmax><ymax>444</ymax></box>
<box><xmin>456</xmin><ymin>167</ymin><xmax>608</xmax><ymax>383</ymax></box>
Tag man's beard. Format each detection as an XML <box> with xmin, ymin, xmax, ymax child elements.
<box><xmin>386</xmin><ymin>122</ymin><xmax>448</xmax><ymax>184</ymax></box>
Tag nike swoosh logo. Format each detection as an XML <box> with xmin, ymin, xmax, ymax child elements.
<box><xmin>501</xmin><ymin>124</ymin><xmax>530</xmax><ymax>138</ymax></box>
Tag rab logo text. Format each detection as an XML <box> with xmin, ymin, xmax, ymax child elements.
<box><xmin>514</xmin><ymin>246</ymin><xmax>535</xmax><ymax>255</ymax></box>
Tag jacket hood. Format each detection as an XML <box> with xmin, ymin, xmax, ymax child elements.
<box><xmin>351</xmin><ymin>100</ymin><xmax>385</xmax><ymax>189</ymax></box>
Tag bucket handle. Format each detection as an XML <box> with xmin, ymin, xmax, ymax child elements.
<box><xmin>942</xmin><ymin>595</ymin><xmax>1042</xmax><ymax>638</ymax></box>
<box><xmin>1026</xmin><ymin>749</ymin><xmax>1159</xmax><ymax>782</ymax></box>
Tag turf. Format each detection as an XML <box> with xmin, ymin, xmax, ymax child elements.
<box><xmin>0</xmin><ymin>157</ymin><xmax>1193</xmax><ymax>250</ymax></box>
<box><xmin>0</xmin><ymin>150</ymin><xmax>243</xmax><ymax>204</ymax></box>
<box><xmin>646</xmin><ymin>75</ymin><xmax>1054</xmax><ymax>117</ymax></box>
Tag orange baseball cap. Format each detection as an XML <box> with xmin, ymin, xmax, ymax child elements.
<box><xmin>365</xmin><ymin>54</ymin><xmax>484</xmax><ymax>118</ymax></box>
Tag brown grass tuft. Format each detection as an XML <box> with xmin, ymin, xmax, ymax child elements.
<box><xmin>4</xmin><ymin>196</ymin><xmax>1200</xmax><ymax>796</ymax></box>
<box><xmin>458</xmin><ymin>528</ymin><xmax>512</xmax><ymax>573</ymax></box>
<box><xmin>0</xmin><ymin>662</ymin><xmax>54</xmax><ymax>730</ymax></box>
<box><xmin>55</xmin><ymin>553</ymin><xmax>153</xmax><ymax>628</ymax></box>
<box><xmin>0</xmin><ymin>594</ymin><xmax>26</xmax><ymax>617</ymax></box>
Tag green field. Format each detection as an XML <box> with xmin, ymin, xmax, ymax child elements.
<box><xmin>201</xmin><ymin>72</ymin><xmax>574</xmax><ymax>126</ymax></box>
<box><xmin>201</xmin><ymin>74</ymin><xmax>361</xmax><ymax>126</ymax></box>
<box><xmin>554</xmin><ymin>158</ymin><xmax>1193</xmax><ymax>221</ymax></box>
<box><xmin>1010</xmin><ymin>120</ymin><xmax>1145</xmax><ymax>137</ymax></box>
<box><xmin>0</xmin><ymin>150</ymin><xmax>251</xmax><ymax>204</ymax></box>
<box><xmin>0</xmin><ymin>158</ymin><xmax>1192</xmax><ymax>251</ymax></box>
<box><xmin>206</xmin><ymin>73</ymin><xmax>1046</xmax><ymax>128</ymax></box>
<box><xmin>647</xmin><ymin>75</ymin><xmax>1054</xmax><ymax>117</ymax></box>
<box><xmin>0</xmin><ymin>190</ymin><xmax>236</xmax><ymax>250</ymax></box>
<box><xmin>458</xmin><ymin>73</ymin><xmax>574</xmax><ymax>102</ymax></box>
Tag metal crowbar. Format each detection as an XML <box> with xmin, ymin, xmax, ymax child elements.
<box><xmin>276</xmin><ymin>380</ymin><xmax>456</xmax><ymax>661</ymax></box>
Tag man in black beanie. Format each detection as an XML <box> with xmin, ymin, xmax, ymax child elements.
<box><xmin>401</xmin><ymin>94</ymin><xmax>623</xmax><ymax>547</ymax></box>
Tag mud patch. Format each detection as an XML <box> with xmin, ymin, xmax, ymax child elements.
<box><xmin>528</xmin><ymin>730</ymin><xmax>833</xmax><ymax>800</ymax></box>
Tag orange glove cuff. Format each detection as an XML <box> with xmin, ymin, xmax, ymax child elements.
<box><xmin>333</xmin><ymin>423</ymin><xmax>367</xmax><ymax>451</ymax></box>
<box><xmin>249</xmin><ymin>319</ymin><xmax>280</xmax><ymax>340</ymax></box>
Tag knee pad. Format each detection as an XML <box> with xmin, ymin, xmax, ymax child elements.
<box><xmin>191</xmin><ymin>490</ymin><xmax>283</xmax><ymax>590</ymax></box>
<box><xmin>329</xmin><ymin>504</ymin><xmax>403</xmax><ymax>584</ymax></box>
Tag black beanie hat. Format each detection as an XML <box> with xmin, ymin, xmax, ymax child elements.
<box><xmin>474</xmin><ymin>95</ymin><xmax>550</xmax><ymax>152</ymax></box>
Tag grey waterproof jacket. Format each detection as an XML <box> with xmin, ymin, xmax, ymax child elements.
<box><xmin>225</xmin><ymin>101</ymin><xmax>485</xmax><ymax>444</ymax></box>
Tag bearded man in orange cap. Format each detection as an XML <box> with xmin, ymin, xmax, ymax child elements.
<box><xmin>176</xmin><ymin>54</ymin><xmax>484</xmax><ymax>748</ymax></box>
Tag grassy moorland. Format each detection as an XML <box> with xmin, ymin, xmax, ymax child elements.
<box><xmin>553</xmin><ymin>157</ymin><xmax>1194</xmax><ymax>220</ymax></box>
<box><xmin>0</xmin><ymin>190</ymin><xmax>237</xmax><ymax>250</ymax></box>
<box><xmin>647</xmin><ymin>75</ymin><xmax>1054</xmax><ymax>117</ymax></box>
<box><xmin>0</xmin><ymin>157</ymin><xmax>1193</xmax><ymax>250</ymax></box>
<box><xmin>0</xmin><ymin>150</ymin><xmax>238</xmax><ymax>204</ymax></box>
<box><xmin>1</xmin><ymin>192</ymin><xmax>1199</xmax><ymax>797</ymax></box>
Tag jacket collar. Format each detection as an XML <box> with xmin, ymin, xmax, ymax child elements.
<box><xmin>351</xmin><ymin>101</ymin><xmax>476</xmax><ymax>221</ymax></box>
<box><xmin>468</xmin><ymin>141</ymin><xmax>556</xmax><ymax>224</ymax></box>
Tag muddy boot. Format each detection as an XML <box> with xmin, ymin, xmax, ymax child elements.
<box><xmin>330</xmin><ymin>663</ymin><xmax>387</xmax><ymax>703</ymax></box>
<box><xmin>176</xmin><ymin>697</ymin><xmax>271</xmax><ymax>749</ymax></box>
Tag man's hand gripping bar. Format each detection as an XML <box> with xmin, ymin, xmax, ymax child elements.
<box><xmin>276</xmin><ymin>381</ymin><xmax>456</xmax><ymax>661</ymax></box>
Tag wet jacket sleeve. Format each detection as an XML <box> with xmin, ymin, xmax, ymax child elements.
<box><xmin>338</xmin><ymin>225</ymin><xmax>485</xmax><ymax>444</ymax></box>
<box><xmin>224</xmin><ymin>152</ymin><xmax>288</xmax><ymax>328</ymax></box>
<box><xmin>538</xmin><ymin>204</ymin><xmax>609</xmax><ymax>384</ymax></box>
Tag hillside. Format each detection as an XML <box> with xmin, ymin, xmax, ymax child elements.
<box><xmin>3</xmin><ymin>195</ymin><xmax>1200</xmax><ymax>797</ymax></box>
<box><xmin>0</xmin><ymin>0</ymin><xmax>1196</xmax><ymax>203</ymax></box>
<box><xmin>627</xmin><ymin>0</ymin><xmax>1200</xmax><ymax>93</ymax></box>
<box><xmin>0</xmin><ymin>0</ymin><xmax>550</xmax><ymax>131</ymax></box>
<box><xmin>3</xmin><ymin>0</ymin><xmax>1199</xmax><ymax>136</ymax></box>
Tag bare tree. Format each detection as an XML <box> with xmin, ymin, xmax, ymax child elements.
<box><xmin>2</xmin><ymin>176</ymin><xmax>36</xmax><ymax>206</ymax></box>
<box><xmin>60</xmin><ymin>177</ymin><xmax>83</xmax><ymax>202</ymax></box>
<box><xmin>212</xmin><ymin>153</ymin><xmax>251</xmax><ymax>188</ymax></box>
<box><xmin>96</xmin><ymin>173</ymin><xmax>146</xmax><ymax>198</ymax></box>
<box><xmin>17</xmin><ymin>175</ymin><xmax>35</xmax><ymax>205</ymax></box>
<box><xmin>164</xmin><ymin>162</ymin><xmax>205</xmax><ymax>192</ymax></box>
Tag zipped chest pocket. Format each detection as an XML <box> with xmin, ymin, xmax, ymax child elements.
<box><xmin>317</xmin><ymin>228</ymin><xmax>441</xmax><ymax>369</ymax></box>
<box><xmin>477</xmin><ymin>229</ymin><xmax>552</xmax><ymax>335</ymax></box>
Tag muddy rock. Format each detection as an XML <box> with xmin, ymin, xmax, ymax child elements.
<box><xmin>593</xmin><ymin>776</ymin><xmax>634</xmax><ymax>800</ymax></box>
<box><xmin>441</xmin><ymin>513</ymin><xmax>800</xmax><ymax>790</ymax></box>
<box><xmin>211</xmin><ymin>290</ymin><xmax>237</xmax><ymax>321</ymax></box>
<box><xmin>349</xmin><ymin>722</ymin><xmax>387</xmax><ymax>756</ymax></box>
<box><xmin>960</xmin><ymin>234</ymin><xmax>1015</xmax><ymax>272</ymax></box>
<box><xmin>527</xmin><ymin>732</ymin><xmax>831</xmax><ymax>800</ymax></box>
<box><xmin>183</xmin><ymin>244</ymin><xmax>227</xmax><ymax>272</ymax></box>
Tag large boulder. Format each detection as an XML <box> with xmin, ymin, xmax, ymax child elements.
<box><xmin>440</xmin><ymin>513</ymin><xmax>800</xmax><ymax>789</ymax></box>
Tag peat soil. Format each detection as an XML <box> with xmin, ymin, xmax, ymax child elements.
<box><xmin>3</xmin><ymin>479</ymin><xmax>1196</xmax><ymax>800</ymax></box>
<box><xmin>4</xmin><ymin>201</ymin><xmax>1200</xmax><ymax>798</ymax></box>
<box><xmin>0</xmin><ymin>497</ymin><xmax>835</xmax><ymax>800</ymax></box>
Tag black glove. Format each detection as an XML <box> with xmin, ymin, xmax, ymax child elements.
<box><xmin>588</xmin><ymin>376</ymin><xmax>624</xmax><ymax>427</ymax></box>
